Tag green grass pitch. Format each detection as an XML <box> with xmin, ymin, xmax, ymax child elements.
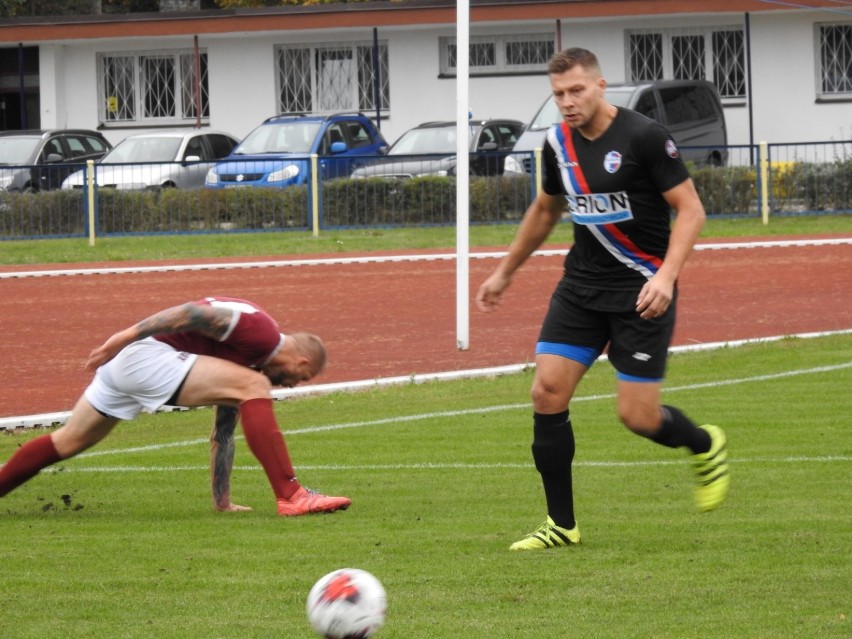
<box><xmin>0</xmin><ymin>334</ymin><xmax>849</xmax><ymax>638</ymax></box>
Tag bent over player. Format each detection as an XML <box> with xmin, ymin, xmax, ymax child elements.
<box><xmin>0</xmin><ymin>296</ymin><xmax>351</xmax><ymax>516</ymax></box>
<box><xmin>476</xmin><ymin>48</ymin><xmax>729</xmax><ymax>550</ymax></box>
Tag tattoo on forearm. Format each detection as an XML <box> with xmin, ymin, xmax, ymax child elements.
<box><xmin>211</xmin><ymin>405</ymin><xmax>239</xmax><ymax>506</ymax></box>
<box><xmin>135</xmin><ymin>303</ymin><xmax>233</xmax><ymax>340</ymax></box>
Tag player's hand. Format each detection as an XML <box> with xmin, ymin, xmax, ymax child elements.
<box><xmin>636</xmin><ymin>278</ymin><xmax>674</xmax><ymax>320</ymax></box>
<box><xmin>84</xmin><ymin>330</ymin><xmax>134</xmax><ymax>372</ymax></box>
<box><xmin>476</xmin><ymin>272</ymin><xmax>512</xmax><ymax>312</ymax></box>
<box><xmin>214</xmin><ymin>502</ymin><xmax>253</xmax><ymax>512</ymax></box>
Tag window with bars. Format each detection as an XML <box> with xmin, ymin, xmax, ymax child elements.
<box><xmin>276</xmin><ymin>43</ymin><xmax>389</xmax><ymax>115</ymax></box>
<box><xmin>440</xmin><ymin>34</ymin><xmax>555</xmax><ymax>75</ymax></box>
<box><xmin>98</xmin><ymin>50</ymin><xmax>208</xmax><ymax>125</ymax></box>
<box><xmin>626</xmin><ymin>28</ymin><xmax>746</xmax><ymax>101</ymax></box>
<box><xmin>817</xmin><ymin>23</ymin><xmax>852</xmax><ymax>99</ymax></box>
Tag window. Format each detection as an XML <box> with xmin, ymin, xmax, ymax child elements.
<box><xmin>40</xmin><ymin>138</ymin><xmax>63</xmax><ymax>161</ymax></box>
<box><xmin>64</xmin><ymin>136</ymin><xmax>89</xmax><ymax>159</ymax></box>
<box><xmin>346</xmin><ymin>121</ymin><xmax>372</xmax><ymax>149</ymax></box>
<box><xmin>817</xmin><ymin>23</ymin><xmax>852</xmax><ymax>99</ymax></box>
<box><xmin>207</xmin><ymin>134</ymin><xmax>237</xmax><ymax>159</ymax></box>
<box><xmin>276</xmin><ymin>43</ymin><xmax>389</xmax><ymax>115</ymax></box>
<box><xmin>633</xmin><ymin>90</ymin><xmax>661</xmax><ymax>121</ymax></box>
<box><xmin>659</xmin><ymin>86</ymin><xmax>720</xmax><ymax>126</ymax></box>
<box><xmin>626</xmin><ymin>27</ymin><xmax>746</xmax><ymax>101</ymax></box>
<box><xmin>440</xmin><ymin>33</ymin><xmax>555</xmax><ymax>75</ymax></box>
<box><xmin>98</xmin><ymin>49</ymin><xmax>209</xmax><ymax>126</ymax></box>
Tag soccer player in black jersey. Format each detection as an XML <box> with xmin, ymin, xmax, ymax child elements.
<box><xmin>476</xmin><ymin>48</ymin><xmax>729</xmax><ymax>550</ymax></box>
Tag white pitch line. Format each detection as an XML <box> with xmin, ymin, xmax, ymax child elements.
<box><xmin>6</xmin><ymin>329</ymin><xmax>850</xmax><ymax>432</ymax></box>
<box><xmin>69</xmin><ymin>358</ymin><xmax>852</xmax><ymax>460</ymax></box>
<box><xmin>47</xmin><ymin>455</ymin><xmax>851</xmax><ymax>475</ymax></box>
<box><xmin>1</xmin><ymin>237</ymin><xmax>850</xmax><ymax>279</ymax></box>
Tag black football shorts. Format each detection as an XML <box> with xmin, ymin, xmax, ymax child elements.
<box><xmin>537</xmin><ymin>279</ymin><xmax>677</xmax><ymax>381</ymax></box>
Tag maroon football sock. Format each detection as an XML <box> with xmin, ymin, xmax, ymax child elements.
<box><xmin>239</xmin><ymin>397</ymin><xmax>301</xmax><ymax>500</ymax></box>
<box><xmin>0</xmin><ymin>434</ymin><xmax>62</xmax><ymax>497</ymax></box>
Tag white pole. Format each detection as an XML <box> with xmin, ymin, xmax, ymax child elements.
<box><xmin>455</xmin><ymin>0</ymin><xmax>470</xmax><ymax>350</ymax></box>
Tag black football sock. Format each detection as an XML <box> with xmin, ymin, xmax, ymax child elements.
<box><xmin>531</xmin><ymin>410</ymin><xmax>576</xmax><ymax>530</ymax></box>
<box><xmin>649</xmin><ymin>405</ymin><xmax>712</xmax><ymax>455</ymax></box>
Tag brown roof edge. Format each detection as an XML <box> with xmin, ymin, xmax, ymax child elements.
<box><xmin>0</xmin><ymin>0</ymin><xmax>830</xmax><ymax>44</ymax></box>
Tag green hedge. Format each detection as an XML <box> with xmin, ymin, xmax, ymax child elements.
<box><xmin>690</xmin><ymin>165</ymin><xmax>758</xmax><ymax>216</ymax></box>
<box><xmin>0</xmin><ymin>163</ymin><xmax>848</xmax><ymax>239</ymax></box>
<box><xmin>320</xmin><ymin>174</ymin><xmax>532</xmax><ymax>226</ymax></box>
<box><xmin>770</xmin><ymin>160</ymin><xmax>852</xmax><ymax>212</ymax></box>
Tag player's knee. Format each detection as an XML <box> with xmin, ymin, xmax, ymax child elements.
<box><xmin>617</xmin><ymin>403</ymin><xmax>661</xmax><ymax>436</ymax></box>
<box><xmin>247</xmin><ymin>373</ymin><xmax>272</xmax><ymax>399</ymax></box>
<box><xmin>237</xmin><ymin>372</ymin><xmax>273</xmax><ymax>401</ymax></box>
<box><xmin>530</xmin><ymin>379</ymin><xmax>569</xmax><ymax>412</ymax></box>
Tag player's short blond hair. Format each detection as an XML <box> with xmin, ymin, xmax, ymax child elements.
<box><xmin>290</xmin><ymin>332</ymin><xmax>327</xmax><ymax>375</ymax></box>
<box><xmin>548</xmin><ymin>48</ymin><xmax>601</xmax><ymax>76</ymax></box>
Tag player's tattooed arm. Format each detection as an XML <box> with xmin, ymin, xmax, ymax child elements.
<box><xmin>211</xmin><ymin>405</ymin><xmax>252</xmax><ymax>512</ymax></box>
<box><xmin>85</xmin><ymin>302</ymin><xmax>234</xmax><ymax>372</ymax></box>
<box><xmin>132</xmin><ymin>302</ymin><xmax>233</xmax><ymax>341</ymax></box>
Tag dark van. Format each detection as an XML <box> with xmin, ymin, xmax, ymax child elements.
<box><xmin>504</xmin><ymin>79</ymin><xmax>728</xmax><ymax>174</ymax></box>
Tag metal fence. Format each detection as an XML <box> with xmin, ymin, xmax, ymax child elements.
<box><xmin>1</xmin><ymin>141</ymin><xmax>850</xmax><ymax>240</ymax></box>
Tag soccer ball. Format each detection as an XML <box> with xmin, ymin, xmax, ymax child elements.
<box><xmin>306</xmin><ymin>568</ymin><xmax>387</xmax><ymax>639</ymax></box>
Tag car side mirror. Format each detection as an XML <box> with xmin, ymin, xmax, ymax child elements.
<box><xmin>183</xmin><ymin>155</ymin><xmax>201</xmax><ymax>164</ymax></box>
<box><xmin>45</xmin><ymin>153</ymin><xmax>64</xmax><ymax>163</ymax></box>
<box><xmin>330</xmin><ymin>141</ymin><xmax>347</xmax><ymax>154</ymax></box>
<box><xmin>478</xmin><ymin>142</ymin><xmax>498</xmax><ymax>152</ymax></box>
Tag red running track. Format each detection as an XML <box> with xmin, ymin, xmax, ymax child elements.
<box><xmin>1</xmin><ymin>239</ymin><xmax>850</xmax><ymax>417</ymax></box>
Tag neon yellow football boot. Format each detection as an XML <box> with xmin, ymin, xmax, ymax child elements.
<box><xmin>693</xmin><ymin>424</ymin><xmax>730</xmax><ymax>512</ymax></box>
<box><xmin>509</xmin><ymin>516</ymin><xmax>580</xmax><ymax>550</ymax></box>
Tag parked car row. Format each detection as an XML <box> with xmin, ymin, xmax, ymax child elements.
<box><xmin>0</xmin><ymin>82</ymin><xmax>728</xmax><ymax>194</ymax></box>
<box><xmin>0</xmin><ymin>113</ymin><xmax>524</xmax><ymax>194</ymax></box>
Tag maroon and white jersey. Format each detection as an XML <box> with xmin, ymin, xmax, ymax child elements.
<box><xmin>154</xmin><ymin>296</ymin><xmax>284</xmax><ymax>369</ymax></box>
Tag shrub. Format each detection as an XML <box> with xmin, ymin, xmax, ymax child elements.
<box><xmin>691</xmin><ymin>165</ymin><xmax>756</xmax><ymax>216</ymax></box>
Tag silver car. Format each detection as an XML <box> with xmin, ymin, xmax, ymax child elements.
<box><xmin>0</xmin><ymin>129</ymin><xmax>111</xmax><ymax>192</ymax></box>
<box><xmin>351</xmin><ymin>119</ymin><xmax>524</xmax><ymax>179</ymax></box>
<box><xmin>62</xmin><ymin>130</ymin><xmax>238</xmax><ymax>191</ymax></box>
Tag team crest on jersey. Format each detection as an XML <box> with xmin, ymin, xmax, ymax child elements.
<box><xmin>665</xmin><ymin>139</ymin><xmax>679</xmax><ymax>158</ymax></box>
<box><xmin>603</xmin><ymin>151</ymin><xmax>622</xmax><ymax>174</ymax></box>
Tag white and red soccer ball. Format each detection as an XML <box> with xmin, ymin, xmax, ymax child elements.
<box><xmin>306</xmin><ymin>568</ymin><xmax>387</xmax><ymax>639</ymax></box>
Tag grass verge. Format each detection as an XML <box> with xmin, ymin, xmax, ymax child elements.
<box><xmin>1</xmin><ymin>214</ymin><xmax>850</xmax><ymax>266</ymax></box>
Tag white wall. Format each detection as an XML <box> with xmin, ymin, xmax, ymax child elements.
<box><xmin>205</xmin><ymin>37</ymin><xmax>278</xmax><ymax>140</ymax></box>
<box><xmin>750</xmin><ymin>13</ymin><xmax>852</xmax><ymax>143</ymax></box>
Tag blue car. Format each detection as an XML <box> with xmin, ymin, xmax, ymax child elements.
<box><xmin>206</xmin><ymin>112</ymin><xmax>388</xmax><ymax>189</ymax></box>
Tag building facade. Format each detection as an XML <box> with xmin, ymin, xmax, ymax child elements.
<box><xmin>0</xmin><ymin>0</ymin><xmax>849</xmax><ymax>147</ymax></box>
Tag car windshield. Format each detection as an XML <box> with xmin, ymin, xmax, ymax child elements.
<box><xmin>0</xmin><ymin>136</ymin><xmax>41</xmax><ymax>164</ymax></box>
<box><xmin>529</xmin><ymin>88</ymin><xmax>637</xmax><ymax>131</ymax></box>
<box><xmin>529</xmin><ymin>100</ymin><xmax>561</xmax><ymax>131</ymax></box>
<box><xmin>103</xmin><ymin>137</ymin><xmax>182</xmax><ymax>163</ymax></box>
<box><xmin>234</xmin><ymin>121</ymin><xmax>322</xmax><ymax>155</ymax></box>
<box><xmin>606</xmin><ymin>88</ymin><xmax>636</xmax><ymax>108</ymax></box>
<box><xmin>389</xmin><ymin>125</ymin><xmax>474</xmax><ymax>155</ymax></box>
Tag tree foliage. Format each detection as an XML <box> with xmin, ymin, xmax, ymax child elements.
<box><xmin>0</xmin><ymin>0</ymin><xmax>161</xmax><ymax>16</ymax></box>
<box><xmin>213</xmin><ymin>0</ymin><xmax>376</xmax><ymax>6</ymax></box>
<box><xmin>0</xmin><ymin>0</ymin><xmax>375</xmax><ymax>16</ymax></box>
